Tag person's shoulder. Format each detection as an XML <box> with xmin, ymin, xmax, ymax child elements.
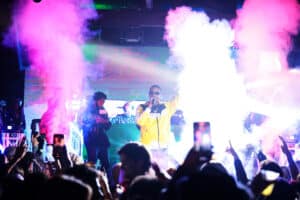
<box><xmin>138</xmin><ymin>102</ymin><xmax>147</xmax><ymax>107</ymax></box>
<box><xmin>137</xmin><ymin>103</ymin><xmax>148</xmax><ymax>110</ymax></box>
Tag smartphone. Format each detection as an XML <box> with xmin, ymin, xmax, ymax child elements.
<box><xmin>53</xmin><ymin>134</ymin><xmax>65</xmax><ymax>146</ymax></box>
<box><xmin>52</xmin><ymin>134</ymin><xmax>66</xmax><ymax>160</ymax></box>
<box><xmin>193</xmin><ymin>121</ymin><xmax>212</xmax><ymax>150</ymax></box>
<box><xmin>260</xmin><ymin>169</ymin><xmax>280</xmax><ymax>181</ymax></box>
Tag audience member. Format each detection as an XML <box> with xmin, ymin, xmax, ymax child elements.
<box><xmin>117</xmin><ymin>142</ymin><xmax>152</xmax><ymax>190</ymax></box>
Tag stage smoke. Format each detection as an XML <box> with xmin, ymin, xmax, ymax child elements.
<box><xmin>235</xmin><ymin>0</ymin><xmax>300</xmax><ymax>80</ymax></box>
<box><xmin>4</xmin><ymin>0</ymin><xmax>97</xmax><ymax>144</ymax></box>
<box><xmin>234</xmin><ymin>0</ymin><xmax>300</xmax><ymax>171</ymax></box>
<box><xmin>164</xmin><ymin>6</ymin><xmax>248</xmax><ymax>167</ymax></box>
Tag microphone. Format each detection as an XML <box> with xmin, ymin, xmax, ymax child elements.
<box><xmin>151</xmin><ymin>98</ymin><xmax>155</xmax><ymax>105</ymax></box>
<box><xmin>150</xmin><ymin>99</ymin><xmax>159</xmax><ymax>113</ymax></box>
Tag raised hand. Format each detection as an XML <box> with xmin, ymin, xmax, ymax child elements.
<box><xmin>279</xmin><ymin>135</ymin><xmax>299</xmax><ymax>180</ymax></box>
<box><xmin>98</xmin><ymin>170</ymin><xmax>113</xmax><ymax>200</ymax></box>
<box><xmin>15</xmin><ymin>136</ymin><xmax>28</xmax><ymax>160</ymax></box>
<box><xmin>227</xmin><ymin>140</ymin><xmax>238</xmax><ymax>159</ymax></box>
<box><xmin>7</xmin><ymin>136</ymin><xmax>28</xmax><ymax>174</ymax></box>
<box><xmin>31</xmin><ymin>132</ymin><xmax>40</xmax><ymax>148</ymax></box>
<box><xmin>279</xmin><ymin>135</ymin><xmax>289</xmax><ymax>155</ymax></box>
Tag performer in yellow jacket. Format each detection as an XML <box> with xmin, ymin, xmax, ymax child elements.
<box><xmin>136</xmin><ymin>84</ymin><xmax>179</xmax><ymax>149</ymax></box>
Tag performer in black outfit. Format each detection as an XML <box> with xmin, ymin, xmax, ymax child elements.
<box><xmin>83</xmin><ymin>91</ymin><xmax>111</xmax><ymax>174</ymax></box>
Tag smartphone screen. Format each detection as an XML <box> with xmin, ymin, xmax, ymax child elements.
<box><xmin>193</xmin><ymin>121</ymin><xmax>211</xmax><ymax>150</ymax></box>
<box><xmin>53</xmin><ymin>134</ymin><xmax>65</xmax><ymax>146</ymax></box>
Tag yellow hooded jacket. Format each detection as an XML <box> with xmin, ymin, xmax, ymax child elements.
<box><xmin>136</xmin><ymin>96</ymin><xmax>179</xmax><ymax>148</ymax></box>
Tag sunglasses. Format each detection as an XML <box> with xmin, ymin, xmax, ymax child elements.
<box><xmin>149</xmin><ymin>91</ymin><xmax>160</xmax><ymax>95</ymax></box>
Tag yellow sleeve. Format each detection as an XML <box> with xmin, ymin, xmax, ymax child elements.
<box><xmin>165</xmin><ymin>95</ymin><xmax>179</xmax><ymax>116</ymax></box>
<box><xmin>136</xmin><ymin>105</ymin><xmax>151</xmax><ymax>127</ymax></box>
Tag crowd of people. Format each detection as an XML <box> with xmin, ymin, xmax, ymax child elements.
<box><xmin>0</xmin><ymin>129</ymin><xmax>300</xmax><ymax>200</ymax></box>
<box><xmin>0</xmin><ymin>85</ymin><xmax>300</xmax><ymax>200</ymax></box>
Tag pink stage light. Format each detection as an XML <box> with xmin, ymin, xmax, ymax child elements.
<box><xmin>235</xmin><ymin>0</ymin><xmax>300</xmax><ymax>80</ymax></box>
<box><xmin>6</xmin><ymin>0</ymin><xmax>96</xmax><ymax>144</ymax></box>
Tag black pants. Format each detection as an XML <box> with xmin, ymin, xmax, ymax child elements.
<box><xmin>86</xmin><ymin>144</ymin><xmax>109</xmax><ymax>169</ymax></box>
<box><xmin>83</xmin><ymin>128</ymin><xmax>110</xmax><ymax>170</ymax></box>
<box><xmin>85</xmin><ymin>142</ymin><xmax>114</xmax><ymax>186</ymax></box>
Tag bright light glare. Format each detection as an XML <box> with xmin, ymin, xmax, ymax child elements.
<box><xmin>164</xmin><ymin>7</ymin><xmax>248</xmax><ymax>156</ymax></box>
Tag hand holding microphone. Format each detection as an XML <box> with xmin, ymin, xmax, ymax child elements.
<box><xmin>151</xmin><ymin>98</ymin><xmax>156</xmax><ymax>105</ymax></box>
<box><xmin>150</xmin><ymin>98</ymin><xmax>162</xmax><ymax>114</ymax></box>
<box><xmin>147</xmin><ymin>98</ymin><xmax>154</xmax><ymax>108</ymax></box>
<box><xmin>151</xmin><ymin>98</ymin><xmax>158</xmax><ymax>106</ymax></box>
<box><xmin>148</xmin><ymin>98</ymin><xmax>157</xmax><ymax>110</ymax></box>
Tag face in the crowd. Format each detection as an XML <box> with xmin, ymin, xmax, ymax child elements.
<box><xmin>120</xmin><ymin>154</ymin><xmax>142</xmax><ymax>181</ymax></box>
<box><xmin>148</xmin><ymin>87</ymin><xmax>161</xmax><ymax>104</ymax></box>
<box><xmin>96</xmin><ymin>98</ymin><xmax>105</xmax><ymax>107</ymax></box>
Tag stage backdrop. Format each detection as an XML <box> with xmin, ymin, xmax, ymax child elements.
<box><xmin>24</xmin><ymin>41</ymin><xmax>179</xmax><ymax>164</ymax></box>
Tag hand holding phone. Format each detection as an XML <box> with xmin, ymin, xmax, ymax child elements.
<box><xmin>227</xmin><ymin>140</ymin><xmax>239</xmax><ymax>159</ymax></box>
<box><xmin>193</xmin><ymin>122</ymin><xmax>212</xmax><ymax>151</ymax></box>
<box><xmin>279</xmin><ymin>135</ymin><xmax>289</xmax><ymax>155</ymax></box>
<box><xmin>53</xmin><ymin>134</ymin><xmax>65</xmax><ymax>146</ymax></box>
<box><xmin>15</xmin><ymin>136</ymin><xmax>28</xmax><ymax>159</ymax></box>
